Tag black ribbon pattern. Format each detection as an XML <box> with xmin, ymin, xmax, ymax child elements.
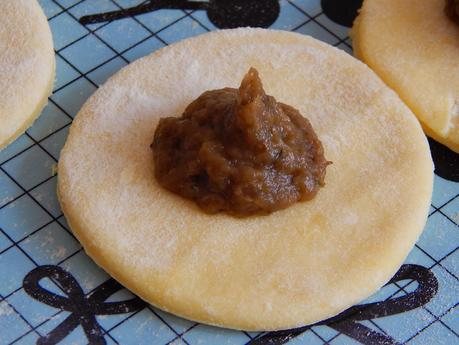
<box><xmin>79</xmin><ymin>0</ymin><xmax>281</xmax><ymax>29</ymax></box>
<box><xmin>321</xmin><ymin>0</ymin><xmax>363</xmax><ymax>27</ymax></box>
<box><xmin>23</xmin><ymin>264</ymin><xmax>438</xmax><ymax>345</ymax></box>
<box><xmin>23</xmin><ymin>266</ymin><xmax>146</xmax><ymax>345</ymax></box>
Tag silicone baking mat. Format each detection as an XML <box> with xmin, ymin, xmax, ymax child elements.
<box><xmin>0</xmin><ymin>0</ymin><xmax>458</xmax><ymax>344</ymax></box>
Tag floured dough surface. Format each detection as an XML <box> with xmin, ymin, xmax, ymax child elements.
<box><xmin>58</xmin><ymin>29</ymin><xmax>433</xmax><ymax>331</ymax></box>
<box><xmin>353</xmin><ymin>0</ymin><xmax>459</xmax><ymax>152</ymax></box>
<box><xmin>0</xmin><ymin>0</ymin><xmax>55</xmax><ymax>150</ymax></box>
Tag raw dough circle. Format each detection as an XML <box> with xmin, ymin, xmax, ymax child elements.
<box><xmin>352</xmin><ymin>0</ymin><xmax>459</xmax><ymax>153</ymax></box>
<box><xmin>0</xmin><ymin>0</ymin><xmax>55</xmax><ymax>150</ymax></box>
<box><xmin>58</xmin><ymin>29</ymin><xmax>433</xmax><ymax>331</ymax></box>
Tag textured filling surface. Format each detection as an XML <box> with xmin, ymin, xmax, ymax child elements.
<box><xmin>152</xmin><ymin>68</ymin><xmax>329</xmax><ymax>216</ymax></box>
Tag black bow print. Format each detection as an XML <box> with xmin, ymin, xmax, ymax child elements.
<box><xmin>79</xmin><ymin>0</ymin><xmax>280</xmax><ymax>29</ymax></box>
<box><xmin>427</xmin><ymin>137</ymin><xmax>459</xmax><ymax>182</ymax></box>
<box><xmin>321</xmin><ymin>0</ymin><xmax>363</xmax><ymax>27</ymax></box>
<box><xmin>23</xmin><ymin>264</ymin><xmax>437</xmax><ymax>345</ymax></box>
<box><xmin>249</xmin><ymin>264</ymin><xmax>438</xmax><ymax>345</ymax></box>
<box><xmin>23</xmin><ymin>266</ymin><xmax>146</xmax><ymax>345</ymax></box>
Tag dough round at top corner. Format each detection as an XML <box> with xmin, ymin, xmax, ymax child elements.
<box><xmin>352</xmin><ymin>0</ymin><xmax>459</xmax><ymax>153</ymax></box>
<box><xmin>58</xmin><ymin>28</ymin><xmax>433</xmax><ymax>331</ymax></box>
<box><xmin>0</xmin><ymin>0</ymin><xmax>55</xmax><ymax>151</ymax></box>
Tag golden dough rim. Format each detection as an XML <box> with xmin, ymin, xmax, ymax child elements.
<box><xmin>352</xmin><ymin>0</ymin><xmax>459</xmax><ymax>153</ymax></box>
<box><xmin>58</xmin><ymin>28</ymin><xmax>433</xmax><ymax>331</ymax></box>
<box><xmin>351</xmin><ymin>18</ymin><xmax>450</xmax><ymax>149</ymax></box>
<box><xmin>352</xmin><ymin>11</ymin><xmax>458</xmax><ymax>152</ymax></box>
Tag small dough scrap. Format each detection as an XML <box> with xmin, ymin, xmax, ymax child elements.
<box><xmin>352</xmin><ymin>0</ymin><xmax>459</xmax><ymax>152</ymax></box>
<box><xmin>58</xmin><ymin>29</ymin><xmax>433</xmax><ymax>331</ymax></box>
<box><xmin>0</xmin><ymin>0</ymin><xmax>55</xmax><ymax>150</ymax></box>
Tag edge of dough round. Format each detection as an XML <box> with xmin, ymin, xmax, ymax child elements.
<box><xmin>58</xmin><ymin>28</ymin><xmax>433</xmax><ymax>331</ymax></box>
<box><xmin>0</xmin><ymin>0</ymin><xmax>56</xmax><ymax>151</ymax></box>
<box><xmin>352</xmin><ymin>0</ymin><xmax>459</xmax><ymax>153</ymax></box>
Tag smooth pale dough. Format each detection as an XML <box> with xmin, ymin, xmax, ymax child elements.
<box><xmin>352</xmin><ymin>0</ymin><xmax>459</xmax><ymax>152</ymax></box>
<box><xmin>0</xmin><ymin>0</ymin><xmax>55</xmax><ymax>150</ymax></box>
<box><xmin>58</xmin><ymin>28</ymin><xmax>433</xmax><ymax>331</ymax></box>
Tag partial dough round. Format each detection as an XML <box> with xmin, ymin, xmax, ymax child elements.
<box><xmin>352</xmin><ymin>0</ymin><xmax>459</xmax><ymax>152</ymax></box>
<box><xmin>58</xmin><ymin>29</ymin><xmax>433</xmax><ymax>331</ymax></box>
<box><xmin>0</xmin><ymin>0</ymin><xmax>55</xmax><ymax>150</ymax></box>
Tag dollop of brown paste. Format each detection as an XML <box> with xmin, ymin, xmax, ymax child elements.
<box><xmin>152</xmin><ymin>68</ymin><xmax>330</xmax><ymax>217</ymax></box>
<box><xmin>445</xmin><ymin>0</ymin><xmax>459</xmax><ymax>24</ymax></box>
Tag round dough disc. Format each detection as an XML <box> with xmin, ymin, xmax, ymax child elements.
<box><xmin>58</xmin><ymin>29</ymin><xmax>433</xmax><ymax>331</ymax></box>
<box><xmin>0</xmin><ymin>0</ymin><xmax>55</xmax><ymax>150</ymax></box>
<box><xmin>352</xmin><ymin>0</ymin><xmax>459</xmax><ymax>152</ymax></box>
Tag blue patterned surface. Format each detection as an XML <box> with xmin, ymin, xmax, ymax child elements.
<box><xmin>0</xmin><ymin>1</ymin><xmax>458</xmax><ymax>344</ymax></box>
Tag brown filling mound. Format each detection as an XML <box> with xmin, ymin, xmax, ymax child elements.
<box><xmin>152</xmin><ymin>68</ymin><xmax>330</xmax><ymax>217</ymax></box>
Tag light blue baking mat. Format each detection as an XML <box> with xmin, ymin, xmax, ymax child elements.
<box><xmin>0</xmin><ymin>1</ymin><xmax>458</xmax><ymax>344</ymax></box>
